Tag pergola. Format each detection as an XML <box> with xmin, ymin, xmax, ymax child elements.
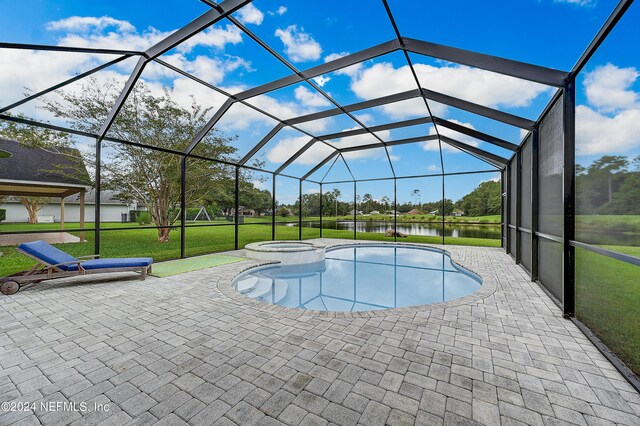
<box><xmin>0</xmin><ymin>0</ymin><xmax>637</xmax><ymax>386</ymax></box>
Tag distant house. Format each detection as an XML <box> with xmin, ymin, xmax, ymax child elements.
<box><xmin>452</xmin><ymin>209</ymin><xmax>465</xmax><ymax>217</ymax></box>
<box><xmin>407</xmin><ymin>209</ymin><xmax>422</xmax><ymax>215</ymax></box>
<box><xmin>429</xmin><ymin>209</ymin><xmax>439</xmax><ymax>215</ymax></box>
<box><xmin>349</xmin><ymin>209</ymin><xmax>363</xmax><ymax>215</ymax></box>
<box><xmin>0</xmin><ymin>138</ymin><xmax>133</xmax><ymax>223</ymax></box>
<box><xmin>369</xmin><ymin>210</ymin><xmax>380</xmax><ymax>215</ymax></box>
<box><xmin>1</xmin><ymin>190</ymin><xmax>134</xmax><ymax>223</ymax></box>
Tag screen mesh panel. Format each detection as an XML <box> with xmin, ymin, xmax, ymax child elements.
<box><xmin>538</xmin><ymin>238</ymin><xmax>563</xmax><ymax>303</ymax></box>
<box><xmin>519</xmin><ymin>231</ymin><xmax>532</xmax><ymax>272</ymax></box>
<box><xmin>538</xmin><ymin>99</ymin><xmax>563</xmax><ymax>238</ymax></box>
<box><xmin>521</xmin><ymin>136</ymin><xmax>532</xmax><ymax>229</ymax></box>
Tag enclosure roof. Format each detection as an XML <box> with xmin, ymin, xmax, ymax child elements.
<box><xmin>0</xmin><ymin>0</ymin><xmax>627</xmax><ymax>183</ymax></box>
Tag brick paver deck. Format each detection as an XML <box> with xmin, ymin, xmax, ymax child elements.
<box><xmin>1</xmin><ymin>240</ymin><xmax>638</xmax><ymax>425</ymax></box>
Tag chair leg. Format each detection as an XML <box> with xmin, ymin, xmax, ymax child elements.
<box><xmin>140</xmin><ymin>267</ymin><xmax>147</xmax><ymax>281</ymax></box>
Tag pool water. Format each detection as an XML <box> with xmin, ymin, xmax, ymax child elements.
<box><xmin>232</xmin><ymin>244</ymin><xmax>482</xmax><ymax>312</ymax></box>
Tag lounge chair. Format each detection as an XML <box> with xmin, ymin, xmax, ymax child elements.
<box><xmin>0</xmin><ymin>240</ymin><xmax>153</xmax><ymax>295</ymax></box>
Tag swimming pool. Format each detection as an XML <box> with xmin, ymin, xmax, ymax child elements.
<box><xmin>232</xmin><ymin>244</ymin><xmax>482</xmax><ymax>312</ymax></box>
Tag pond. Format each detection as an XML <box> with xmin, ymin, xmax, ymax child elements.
<box><xmin>279</xmin><ymin>220</ymin><xmax>502</xmax><ymax>240</ymax></box>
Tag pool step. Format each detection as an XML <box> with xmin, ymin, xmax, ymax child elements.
<box><xmin>238</xmin><ymin>277</ymin><xmax>288</xmax><ymax>303</ymax></box>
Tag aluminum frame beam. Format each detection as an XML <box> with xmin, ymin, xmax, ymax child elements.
<box><xmin>301</xmin><ymin>151</ymin><xmax>339</xmax><ymax>181</ymax></box>
<box><xmin>440</xmin><ymin>135</ymin><xmax>507</xmax><ymax>167</ymax></box>
<box><xmin>432</xmin><ymin>117</ymin><xmax>518</xmax><ymax>151</ymax></box>
<box><xmin>96</xmin><ymin>0</ymin><xmax>252</xmax><ymax>141</ymax></box>
<box><xmin>402</xmin><ymin>37</ymin><xmax>567</xmax><ymax>87</ymax></box>
<box><xmin>0</xmin><ymin>42</ymin><xmax>143</xmax><ymax>56</ymax></box>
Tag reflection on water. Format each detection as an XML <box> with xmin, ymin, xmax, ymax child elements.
<box><xmin>280</xmin><ymin>220</ymin><xmax>501</xmax><ymax>239</ymax></box>
<box><xmin>233</xmin><ymin>245</ymin><xmax>483</xmax><ymax>312</ymax></box>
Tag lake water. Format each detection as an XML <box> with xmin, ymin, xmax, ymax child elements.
<box><xmin>279</xmin><ymin>220</ymin><xmax>502</xmax><ymax>240</ymax></box>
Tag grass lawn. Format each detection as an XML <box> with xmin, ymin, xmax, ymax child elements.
<box><xmin>575</xmin><ymin>245</ymin><xmax>640</xmax><ymax>376</ymax></box>
<box><xmin>0</xmin><ymin>222</ymin><xmax>500</xmax><ymax>277</ymax></box>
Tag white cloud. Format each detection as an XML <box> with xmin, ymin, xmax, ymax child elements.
<box><xmin>426</xmin><ymin>164</ymin><xmax>440</xmax><ymax>172</ymax></box>
<box><xmin>350</xmin><ymin>62</ymin><xmax>550</xmax><ymax>120</ymax></box>
<box><xmin>576</xmin><ymin>105</ymin><xmax>640</xmax><ymax>155</ymax></box>
<box><xmin>324</xmin><ymin>52</ymin><xmax>361</xmax><ymax>77</ymax></box>
<box><xmin>275</xmin><ymin>25</ymin><xmax>322</xmax><ymax>62</ymax></box>
<box><xmin>423</xmin><ymin>120</ymin><xmax>480</xmax><ymax>153</ymax></box>
<box><xmin>584</xmin><ymin>63</ymin><xmax>639</xmax><ymax>113</ymax></box>
<box><xmin>575</xmin><ymin>64</ymin><xmax>640</xmax><ymax>156</ymax></box>
<box><xmin>313</xmin><ymin>75</ymin><xmax>330</xmax><ymax>87</ymax></box>
<box><xmin>267</xmin><ymin>136</ymin><xmax>310</xmax><ymax>163</ymax></box>
<box><xmin>554</xmin><ymin>0</ymin><xmax>597</xmax><ymax>7</ymax></box>
<box><xmin>268</xmin><ymin>6</ymin><xmax>288</xmax><ymax>16</ymax></box>
<box><xmin>236</xmin><ymin>4</ymin><xmax>264</xmax><ymax>25</ymax></box>
<box><xmin>294</xmin><ymin>86</ymin><xmax>330</xmax><ymax>107</ymax></box>
<box><xmin>46</xmin><ymin>16</ymin><xmax>135</xmax><ymax>33</ymax></box>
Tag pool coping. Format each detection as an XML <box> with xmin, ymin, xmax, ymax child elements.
<box><xmin>216</xmin><ymin>240</ymin><xmax>499</xmax><ymax>318</ymax></box>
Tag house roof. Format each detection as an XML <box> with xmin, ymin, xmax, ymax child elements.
<box><xmin>0</xmin><ymin>138</ymin><xmax>90</xmax><ymax>186</ymax></box>
<box><xmin>0</xmin><ymin>138</ymin><xmax>92</xmax><ymax>198</ymax></box>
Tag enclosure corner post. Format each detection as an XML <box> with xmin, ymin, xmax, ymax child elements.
<box><xmin>319</xmin><ymin>183</ymin><xmax>323</xmax><ymax>238</ymax></box>
<box><xmin>94</xmin><ymin>138</ymin><xmax>101</xmax><ymax>256</ymax></box>
<box><xmin>531</xmin><ymin>126</ymin><xmax>540</xmax><ymax>282</ymax></box>
<box><xmin>441</xmin><ymin>174</ymin><xmax>445</xmax><ymax>245</ymax></box>
<box><xmin>353</xmin><ymin>181</ymin><xmax>357</xmax><ymax>240</ymax></box>
<box><xmin>563</xmin><ymin>77</ymin><xmax>576</xmax><ymax>318</ymax></box>
<box><xmin>393</xmin><ymin>178</ymin><xmax>397</xmax><ymax>243</ymax></box>
<box><xmin>180</xmin><ymin>156</ymin><xmax>186</xmax><ymax>259</ymax></box>
<box><xmin>299</xmin><ymin>179</ymin><xmax>303</xmax><ymax>240</ymax></box>
<box><xmin>234</xmin><ymin>166</ymin><xmax>240</xmax><ymax>250</ymax></box>
<box><xmin>272</xmin><ymin>174</ymin><xmax>276</xmax><ymax>241</ymax></box>
<box><xmin>515</xmin><ymin>148</ymin><xmax>522</xmax><ymax>264</ymax></box>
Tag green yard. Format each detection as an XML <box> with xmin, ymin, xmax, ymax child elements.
<box><xmin>0</xmin><ymin>220</ymin><xmax>500</xmax><ymax>277</ymax></box>
<box><xmin>575</xmin><ymin>245</ymin><xmax>640</xmax><ymax>376</ymax></box>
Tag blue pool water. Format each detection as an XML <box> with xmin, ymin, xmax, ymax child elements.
<box><xmin>232</xmin><ymin>244</ymin><xmax>482</xmax><ymax>312</ymax></box>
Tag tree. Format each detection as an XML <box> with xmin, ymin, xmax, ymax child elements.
<box><xmin>42</xmin><ymin>78</ymin><xmax>237</xmax><ymax>242</ymax></box>
<box><xmin>362</xmin><ymin>193</ymin><xmax>372</xmax><ymax>213</ymax></box>
<box><xmin>455</xmin><ymin>181</ymin><xmax>501</xmax><ymax>217</ymax></box>
<box><xmin>18</xmin><ymin>197</ymin><xmax>51</xmax><ymax>224</ymax></box>
<box><xmin>380</xmin><ymin>195</ymin><xmax>390</xmax><ymax>213</ymax></box>
<box><xmin>587</xmin><ymin>155</ymin><xmax>628</xmax><ymax>203</ymax></box>
<box><xmin>411</xmin><ymin>189</ymin><xmax>421</xmax><ymax>206</ymax></box>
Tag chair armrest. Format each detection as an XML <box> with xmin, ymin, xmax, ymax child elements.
<box><xmin>78</xmin><ymin>255</ymin><xmax>100</xmax><ymax>259</ymax></box>
<box><xmin>48</xmin><ymin>260</ymin><xmax>85</xmax><ymax>268</ymax></box>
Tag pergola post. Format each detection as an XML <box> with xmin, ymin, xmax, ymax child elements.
<box><xmin>272</xmin><ymin>175</ymin><xmax>276</xmax><ymax>241</ymax></box>
<box><xmin>353</xmin><ymin>181</ymin><xmax>357</xmax><ymax>240</ymax></box>
<box><xmin>60</xmin><ymin>197</ymin><xmax>65</xmax><ymax>230</ymax></box>
<box><xmin>234</xmin><ymin>166</ymin><xmax>240</xmax><ymax>250</ymax></box>
<box><xmin>180</xmin><ymin>157</ymin><xmax>187</xmax><ymax>259</ymax></box>
<box><xmin>79</xmin><ymin>190</ymin><xmax>85</xmax><ymax>242</ymax></box>
<box><xmin>298</xmin><ymin>179</ymin><xmax>303</xmax><ymax>241</ymax></box>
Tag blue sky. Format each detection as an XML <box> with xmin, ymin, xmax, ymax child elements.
<box><xmin>0</xmin><ymin>0</ymin><xmax>637</xmax><ymax>205</ymax></box>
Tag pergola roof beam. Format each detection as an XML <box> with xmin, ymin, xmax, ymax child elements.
<box><xmin>433</xmin><ymin>117</ymin><xmax>517</xmax><ymax>151</ymax></box>
<box><xmin>402</xmin><ymin>37</ymin><xmax>567</xmax><ymax>87</ymax></box>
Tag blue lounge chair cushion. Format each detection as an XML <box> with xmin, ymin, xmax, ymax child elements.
<box><xmin>18</xmin><ymin>240</ymin><xmax>78</xmax><ymax>271</ymax></box>
<box><xmin>68</xmin><ymin>257</ymin><xmax>153</xmax><ymax>271</ymax></box>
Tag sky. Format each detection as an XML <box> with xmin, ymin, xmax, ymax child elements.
<box><xmin>0</xmin><ymin>0</ymin><xmax>637</xmax><ymax>205</ymax></box>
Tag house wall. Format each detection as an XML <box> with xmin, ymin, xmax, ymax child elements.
<box><xmin>0</xmin><ymin>202</ymin><xmax>129</xmax><ymax>223</ymax></box>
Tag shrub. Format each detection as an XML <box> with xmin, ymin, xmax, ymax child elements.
<box><xmin>0</xmin><ymin>209</ymin><xmax>5</xmax><ymax>222</ymax></box>
<box><xmin>136</xmin><ymin>211</ymin><xmax>152</xmax><ymax>225</ymax></box>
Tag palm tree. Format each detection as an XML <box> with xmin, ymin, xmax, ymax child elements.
<box><xmin>362</xmin><ymin>193</ymin><xmax>372</xmax><ymax>214</ymax></box>
<box><xmin>380</xmin><ymin>195</ymin><xmax>390</xmax><ymax>213</ymax></box>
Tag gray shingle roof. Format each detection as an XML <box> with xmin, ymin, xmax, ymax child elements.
<box><xmin>0</xmin><ymin>138</ymin><xmax>91</xmax><ymax>186</ymax></box>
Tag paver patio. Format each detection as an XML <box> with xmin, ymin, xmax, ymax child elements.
<box><xmin>0</xmin><ymin>240</ymin><xmax>638</xmax><ymax>425</ymax></box>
